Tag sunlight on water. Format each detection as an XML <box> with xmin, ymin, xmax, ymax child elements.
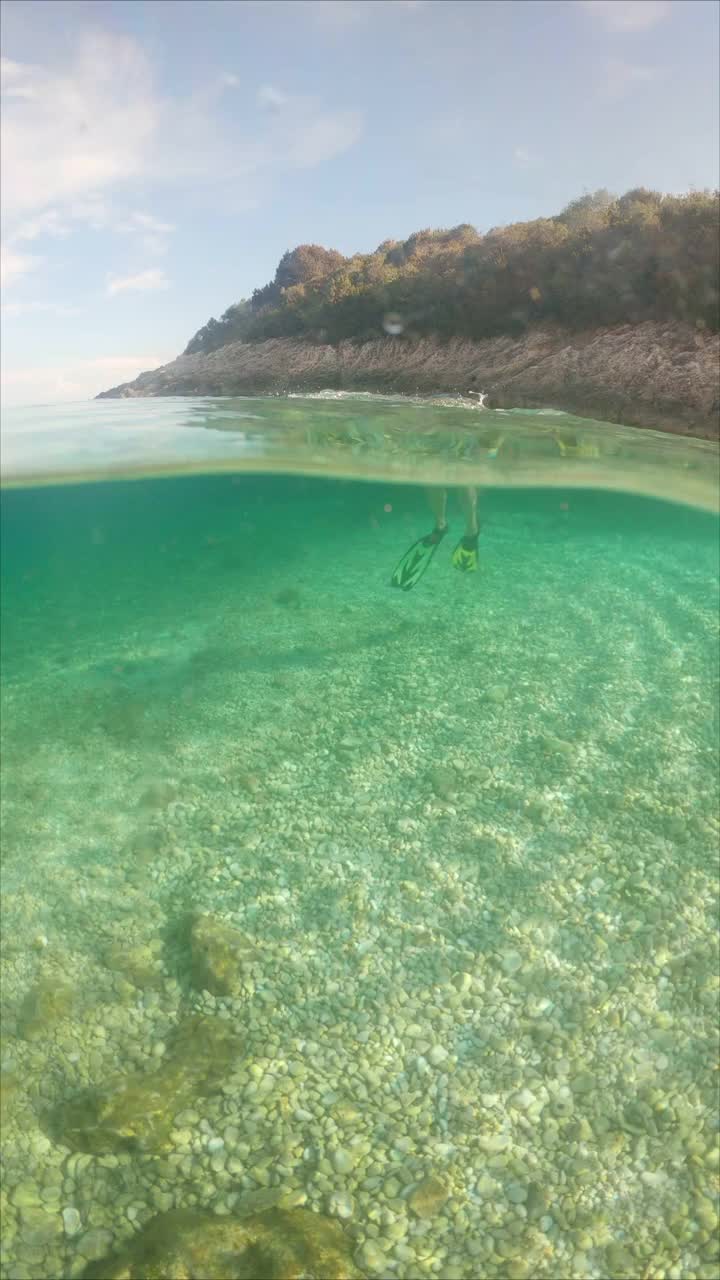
<box><xmin>1</xmin><ymin>399</ymin><xmax>718</xmax><ymax>1280</ymax></box>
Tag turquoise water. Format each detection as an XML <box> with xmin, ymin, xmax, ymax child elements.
<box><xmin>1</xmin><ymin>398</ymin><xmax>719</xmax><ymax>1280</ymax></box>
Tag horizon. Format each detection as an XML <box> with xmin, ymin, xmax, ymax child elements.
<box><xmin>2</xmin><ymin>0</ymin><xmax>719</xmax><ymax>406</ymax></box>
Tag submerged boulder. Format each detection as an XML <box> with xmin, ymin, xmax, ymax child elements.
<box><xmin>190</xmin><ymin>912</ymin><xmax>257</xmax><ymax>996</ymax></box>
<box><xmin>54</xmin><ymin>1016</ymin><xmax>241</xmax><ymax>1154</ymax></box>
<box><xmin>104</xmin><ymin>940</ymin><xmax>165</xmax><ymax>990</ymax></box>
<box><xmin>18</xmin><ymin>977</ymin><xmax>75</xmax><ymax>1040</ymax></box>
<box><xmin>408</xmin><ymin>1175</ymin><xmax>449</xmax><ymax>1218</ymax></box>
<box><xmin>81</xmin><ymin>1206</ymin><xmax>365</xmax><ymax>1279</ymax></box>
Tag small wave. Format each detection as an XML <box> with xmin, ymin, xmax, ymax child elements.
<box><xmin>288</xmin><ymin>389</ymin><xmax>490</xmax><ymax>412</ymax></box>
<box><xmin>287</xmin><ymin>390</ymin><xmax>384</xmax><ymax>401</ymax></box>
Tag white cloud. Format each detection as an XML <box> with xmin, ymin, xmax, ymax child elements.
<box><xmin>286</xmin><ymin>111</ymin><xmax>364</xmax><ymax>168</ymax></box>
<box><xmin>1</xmin><ymin>301</ymin><xmax>81</xmax><ymax>317</ymax></box>
<box><xmin>578</xmin><ymin>1</ymin><xmax>670</xmax><ymax>32</ymax></box>
<box><xmin>66</xmin><ymin>197</ymin><xmax>114</xmax><ymax>231</ymax></box>
<box><xmin>257</xmin><ymin>84</ymin><xmax>290</xmax><ymax>111</ymax></box>
<box><xmin>1</xmin><ymin>354</ymin><xmax>172</xmax><ymax>406</ymax></box>
<box><xmin>7</xmin><ymin>203</ymin><xmax>175</xmax><ymax>264</ymax></box>
<box><xmin>114</xmin><ymin>211</ymin><xmax>176</xmax><ymax>255</ymax></box>
<box><xmin>1</xmin><ymin>244</ymin><xmax>42</xmax><ymax>285</ymax></box>
<box><xmin>106</xmin><ymin>268</ymin><xmax>170</xmax><ymax>296</ymax></box>
<box><xmin>126</xmin><ymin>212</ymin><xmax>176</xmax><ymax>234</ymax></box>
<box><xmin>0</xmin><ymin>37</ymin><xmax>159</xmax><ymax>222</ymax></box>
<box><xmin>513</xmin><ymin>146</ymin><xmax>544</xmax><ymax>170</ymax></box>
<box><xmin>0</xmin><ymin>55</ymin><xmax>38</xmax><ymax>99</ymax></box>
<box><xmin>253</xmin><ymin>83</ymin><xmax>362</xmax><ymax>167</ymax></box>
<box><xmin>603</xmin><ymin>58</ymin><xmax>662</xmax><ymax>98</ymax></box>
<box><xmin>13</xmin><ymin>209</ymin><xmax>70</xmax><ymax>241</ymax></box>
<box><xmin>0</xmin><ymin>29</ymin><xmax>362</xmax><ymax>329</ymax></box>
<box><xmin>1</xmin><ymin>33</ymin><xmax>362</xmax><ymax>233</ymax></box>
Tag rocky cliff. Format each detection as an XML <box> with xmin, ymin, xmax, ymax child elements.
<box><xmin>97</xmin><ymin>321</ymin><xmax>720</xmax><ymax>439</ymax></box>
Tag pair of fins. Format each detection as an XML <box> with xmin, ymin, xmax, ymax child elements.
<box><xmin>554</xmin><ymin>433</ymin><xmax>600</xmax><ymax>459</ymax></box>
<box><xmin>390</xmin><ymin>525</ymin><xmax>479</xmax><ymax>592</ymax></box>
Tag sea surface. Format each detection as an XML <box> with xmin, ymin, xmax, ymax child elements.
<box><xmin>1</xmin><ymin>395</ymin><xmax>719</xmax><ymax>1280</ymax></box>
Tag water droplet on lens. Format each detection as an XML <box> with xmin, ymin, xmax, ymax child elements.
<box><xmin>383</xmin><ymin>312</ymin><xmax>404</xmax><ymax>335</ymax></box>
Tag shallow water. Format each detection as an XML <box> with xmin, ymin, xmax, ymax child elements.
<box><xmin>3</xmin><ymin>396</ymin><xmax>719</xmax><ymax>513</ymax></box>
<box><xmin>1</xmin><ymin>398</ymin><xmax>719</xmax><ymax>1280</ymax></box>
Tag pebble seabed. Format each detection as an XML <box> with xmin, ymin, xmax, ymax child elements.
<box><xmin>1</xmin><ymin>483</ymin><xmax>718</xmax><ymax>1280</ymax></box>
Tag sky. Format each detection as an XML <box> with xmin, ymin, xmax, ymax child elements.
<box><xmin>1</xmin><ymin>0</ymin><xmax>718</xmax><ymax>405</ymax></box>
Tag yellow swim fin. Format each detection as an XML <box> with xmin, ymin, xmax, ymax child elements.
<box><xmin>452</xmin><ymin>532</ymin><xmax>479</xmax><ymax>573</ymax></box>
<box><xmin>555</xmin><ymin>434</ymin><xmax>600</xmax><ymax>459</ymax></box>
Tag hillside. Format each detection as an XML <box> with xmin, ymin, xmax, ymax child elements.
<box><xmin>98</xmin><ymin>188</ymin><xmax>720</xmax><ymax>436</ymax></box>
<box><xmin>181</xmin><ymin>188</ymin><xmax>719</xmax><ymax>354</ymax></box>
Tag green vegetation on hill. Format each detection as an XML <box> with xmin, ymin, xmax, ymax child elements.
<box><xmin>184</xmin><ymin>188</ymin><xmax>720</xmax><ymax>355</ymax></box>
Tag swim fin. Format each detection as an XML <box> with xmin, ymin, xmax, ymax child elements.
<box><xmin>390</xmin><ymin>525</ymin><xmax>448</xmax><ymax>591</ymax></box>
<box><xmin>554</xmin><ymin>434</ymin><xmax>600</xmax><ymax>459</ymax></box>
<box><xmin>452</xmin><ymin>532</ymin><xmax>479</xmax><ymax>573</ymax></box>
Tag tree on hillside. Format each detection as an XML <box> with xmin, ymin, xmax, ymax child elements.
<box><xmin>274</xmin><ymin>244</ymin><xmax>346</xmax><ymax>290</ymax></box>
<box><xmin>182</xmin><ymin>189</ymin><xmax>720</xmax><ymax>354</ymax></box>
<box><xmin>184</xmin><ymin>299</ymin><xmax>253</xmax><ymax>354</ymax></box>
<box><xmin>555</xmin><ymin>189</ymin><xmax>616</xmax><ymax>228</ymax></box>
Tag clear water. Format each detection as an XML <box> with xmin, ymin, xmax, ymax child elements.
<box><xmin>1</xmin><ymin>397</ymin><xmax>718</xmax><ymax>1280</ymax></box>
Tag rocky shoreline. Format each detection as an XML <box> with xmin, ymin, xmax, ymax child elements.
<box><xmin>97</xmin><ymin>321</ymin><xmax>720</xmax><ymax>440</ymax></box>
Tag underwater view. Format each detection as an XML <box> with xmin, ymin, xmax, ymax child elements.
<box><xmin>1</xmin><ymin>397</ymin><xmax>718</xmax><ymax>1280</ymax></box>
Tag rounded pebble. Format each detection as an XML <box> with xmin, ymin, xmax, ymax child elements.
<box><xmin>327</xmin><ymin>1189</ymin><xmax>354</xmax><ymax>1220</ymax></box>
<box><xmin>506</xmin><ymin>1183</ymin><xmax>528</xmax><ymax>1204</ymax></box>
<box><xmin>331</xmin><ymin>1147</ymin><xmax>355</xmax><ymax>1175</ymax></box>
<box><xmin>62</xmin><ymin>1207</ymin><xmax>82</xmax><ymax>1237</ymax></box>
<box><xmin>356</xmin><ymin>1239</ymin><xmax>389</xmax><ymax>1273</ymax></box>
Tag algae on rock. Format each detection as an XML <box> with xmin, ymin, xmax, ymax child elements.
<box><xmin>0</xmin><ymin>1072</ymin><xmax>21</xmax><ymax>1121</ymax></box>
<box><xmin>18</xmin><ymin>976</ymin><xmax>75</xmax><ymax>1040</ymax></box>
<box><xmin>104</xmin><ymin>940</ymin><xmax>165</xmax><ymax>990</ymax></box>
<box><xmin>81</xmin><ymin>1206</ymin><xmax>365</xmax><ymax>1279</ymax></box>
<box><xmin>408</xmin><ymin>1175</ymin><xmax>449</xmax><ymax>1218</ymax></box>
<box><xmin>190</xmin><ymin>912</ymin><xmax>258</xmax><ymax>996</ymax></box>
<box><xmin>55</xmin><ymin>1016</ymin><xmax>241</xmax><ymax>1154</ymax></box>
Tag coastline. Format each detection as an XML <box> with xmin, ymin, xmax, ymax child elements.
<box><xmin>97</xmin><ymin>321</ymin><xmax>720</xmax><ymax>441</ymax></box>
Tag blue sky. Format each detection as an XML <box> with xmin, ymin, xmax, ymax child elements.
<box><xmin>1</xmin><ymin>0</ymin><xmax>718</xmax><ymax>404</ymax></box>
